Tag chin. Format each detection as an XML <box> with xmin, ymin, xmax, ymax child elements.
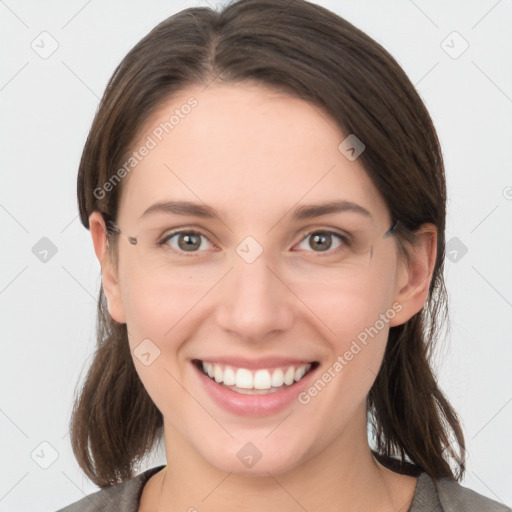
<box><xmin>199</xmin><ymin>438</ymin><xmax>308</xmax><ymax>477</ymax></box>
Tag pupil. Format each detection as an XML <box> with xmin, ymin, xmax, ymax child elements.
<box><xmin>178</xmin><ymin>233</ymin><xmax>201</xmax><ymax>251</ymax></box>
<box><xmin>311</xmin><ymin>232</ymin><xmax>331</xmax><ymax>251</ymax></box>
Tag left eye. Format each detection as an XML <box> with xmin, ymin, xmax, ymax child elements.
<box><xmin>296</xmin><ymin>231</ymin><xmax>348</xmax><ymax>253</ymax></box>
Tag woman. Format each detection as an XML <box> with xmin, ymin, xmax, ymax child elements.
<box><xmin>56</xmin><ymin>0</ymin><xmax>509</xmax><ymax>510</ymax></box>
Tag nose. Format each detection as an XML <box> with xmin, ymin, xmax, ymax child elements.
<box><xmin>215</xmin><ymin>249</ymin><xmax>295</xmax><ymax>342</ymax></box>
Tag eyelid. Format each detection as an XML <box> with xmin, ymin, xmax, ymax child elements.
<box><xmin>296</xmin><ymin>225</ymin><xmax>352</xmax><ymax>242</ymax></box>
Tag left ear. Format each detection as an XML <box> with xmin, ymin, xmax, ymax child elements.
<box><xmin>389</xmin><ymin>223</ymin><xmax>438</xmax><ymax>327</ymax></box>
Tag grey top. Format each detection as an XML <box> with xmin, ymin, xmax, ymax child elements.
<box><xmin>56</xmin><ymin>464</ymin><xmax>510</xmax><ymax>512</ymax></box>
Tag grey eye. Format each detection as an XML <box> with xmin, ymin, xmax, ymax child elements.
<box><xmin>162</xmin><ymin>231</ymin><xmax>212</xmax><ymax>252</ymax></box>
<box><xmin>296</xmin><ymin>231</ymin><xmax>347</xmax><ymax>253</ymax></box>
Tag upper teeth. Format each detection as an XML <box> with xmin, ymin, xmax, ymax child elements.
<box><xmin>201</xmin><ymin>361</ymin><xmax>312</xmax><ymax>390</ymax></box>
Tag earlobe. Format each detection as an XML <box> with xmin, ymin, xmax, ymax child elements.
<box><xmin>89</xmin><ymin>211</ymin><xmax>126</xmax><ymax>324</ymax></box>
<box><xmin>389</xmin><ymin>224</ymin><xmax>437</xmax><ymax>327</ymax></box>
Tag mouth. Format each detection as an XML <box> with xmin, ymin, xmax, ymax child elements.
<box><xmin>192</xmin><ymin>359</ymin><xmax>320</xmax><ymax>395</ymax></box>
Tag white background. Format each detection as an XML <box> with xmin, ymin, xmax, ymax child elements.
<box><xmin>1</xmin><ymin>0</ymin><xmax>511</xmax><ymax>510</ymax></box>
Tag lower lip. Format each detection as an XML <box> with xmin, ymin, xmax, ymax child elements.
<box><xmin>193</xmin><ymin>362</ymin><xmax>318</xmax><ymax>417</ymax></box>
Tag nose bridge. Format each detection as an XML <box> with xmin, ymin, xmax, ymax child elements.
<box><xmin>215</xmin><ymin>243</ymin><xmax>294</xmax><ymax>340</ymax></box>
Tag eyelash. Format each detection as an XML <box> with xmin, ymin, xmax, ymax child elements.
<box><xmin>157</xmin><ymin>228</ymin><xmax>351</xmax><ymax>257</ymax></box>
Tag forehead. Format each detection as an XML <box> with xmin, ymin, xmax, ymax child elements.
<box><xmin>118</xmin><ymin>82</ymin><xmax>389</xmax><ymax>228</ymax></box>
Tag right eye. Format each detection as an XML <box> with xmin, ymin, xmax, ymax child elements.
<box><xmin>159</xmin><ymin>230</ymin><xmax>215</xmax><ymax>255</ymax></box>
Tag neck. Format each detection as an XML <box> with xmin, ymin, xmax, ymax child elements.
<box><xmin>153</xmin><ymin>410</ymin><xmax>417</xmax><ymax>512</ymax></box>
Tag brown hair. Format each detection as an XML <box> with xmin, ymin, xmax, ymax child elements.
<box><xmin>73</xmin><ymin>0</ymin><xmax>465</xmax><ymax>487</ymax></box>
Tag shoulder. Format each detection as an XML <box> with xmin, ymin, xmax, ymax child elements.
<box><xmin>55</xmin><ymin>465</ymin><xmax>165</xmax><ymax>512</ymax></box>
<box><xmin>413</xmin><ymin>472</ymin><xmax>511</xmax><ymax>512</ymax></box>
<box><xmin>435</xmin><ymin>476</ymin><xmax>511</xmax><ymax>512</ymax></box>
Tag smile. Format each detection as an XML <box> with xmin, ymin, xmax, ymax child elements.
<box><xmin>194</xmin><ymin>359</ymin><xmax>319</xmax><ymax>394</ymax></box>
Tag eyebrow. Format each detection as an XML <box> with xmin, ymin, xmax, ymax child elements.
<box><xmin>141</xmin><ymin>199</ymin><xmax>373</xmax><ymax>221</ymax></box>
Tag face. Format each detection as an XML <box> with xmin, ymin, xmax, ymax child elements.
<box><xmin>100</xmin><ymin>82</ymin><xmax>414</xmax><ymax>476</ymax></box>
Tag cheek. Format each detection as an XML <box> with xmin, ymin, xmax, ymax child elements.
<box><xmin>291</xmin><ymin>265</ymin><xmax>396</xmax><ymax>415</ymax></box>
<box><xmin>119</xmin><ymin>251</ymin><xmax>398</xmax><ymax>416</ymax></box>
<box><xmin>291</xmin><ymin>259</ymin><xmax>397</xmax><ymax>342</ymax></box>
<box><xmin>119</xmin><ymin>261</ymin><xmax>220</xmax><ymax>341</ymax></box>
<box><xmin>117</xmin><ymin>266</ymin><xmax>223</xmax><ymax>409</ymax></box>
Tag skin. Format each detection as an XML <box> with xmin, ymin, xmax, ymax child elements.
<box><xmin>89</xmin><ymin>82</ymin><xmax>437</xmax><ymax>511</ymax></box>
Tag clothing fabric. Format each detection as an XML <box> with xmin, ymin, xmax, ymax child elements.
<box><xmin>56</xmin><ymin>463</ymin><xmax>510</xmax><ymax>511</ymax></box>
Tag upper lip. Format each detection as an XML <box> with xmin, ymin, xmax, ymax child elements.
<box><xmin>193</xmin><ymin>357</ymin><xmax>318</xmax><ymax>370</ymax></box>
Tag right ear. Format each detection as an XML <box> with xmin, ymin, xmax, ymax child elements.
<box><xmin>89</xmin><ymin>211</ymin><xmax>126</xmax><ymax>323</ymax></box>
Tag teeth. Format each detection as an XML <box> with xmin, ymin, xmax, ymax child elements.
<box><xmin>295</xmin><ymin>366</ymin><xmax>307</xmax><ymax>381</ymax></box>
<box><xmin>284</xmin><ymin>367</ymin><xmax>295</xmax><ymax>385</ymax></box>
<box><xmin>214</xmin><ymin>364</ymin><xmax>223</xmax><ymax>383</ymax></box>
<box><xmin>254</xmin><ymin>369</ymin><xmax>271</xmax><ymax>390</ymax></box>
<box><xmin>271</xmin><ymin>368</ymin><xmax>284</xmax><ymax>387</ymax></box>
<box><xmin>200</xmin><ymin>361</ymin><xmax>312</xmax><ymax>391</ymax></box>
<box><xmin>223</xmin><ymin>366</ymin><xmax>236</xmax><ymax>386</ymax></box>
<box><xmin>236</xmin><ymin>368</ymin><xmax>253</xmax><ymax>389</ymax></box>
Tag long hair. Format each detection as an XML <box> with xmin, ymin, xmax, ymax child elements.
<box><xmin>72</xmin><ymin>0</ymin><xmax>465</xmax><ymax>487</ymax></box>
